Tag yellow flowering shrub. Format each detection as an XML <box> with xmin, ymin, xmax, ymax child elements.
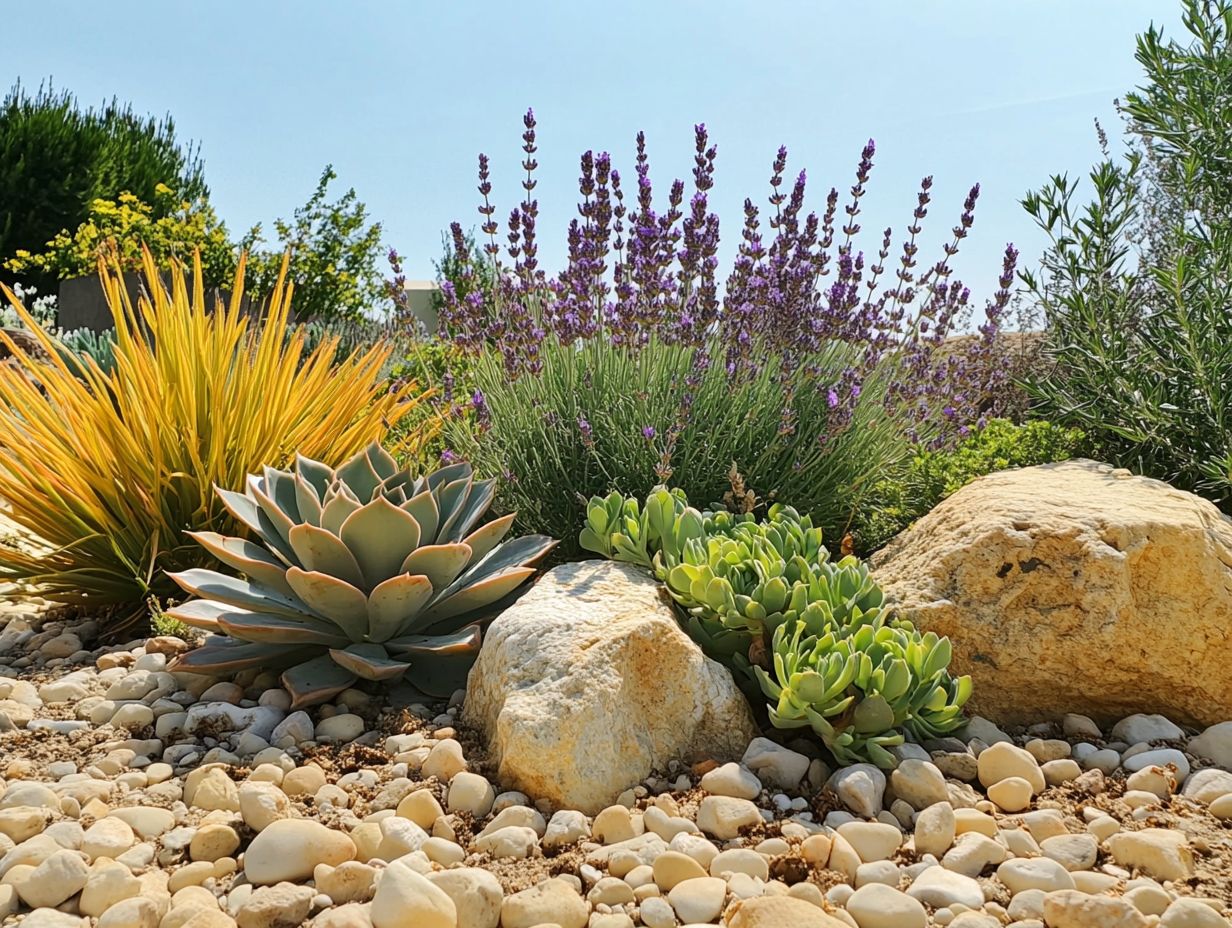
<box><xmin>3</xmin><ymin>184</ymin><xmax>240</xmax><ymax>286</ymax></box>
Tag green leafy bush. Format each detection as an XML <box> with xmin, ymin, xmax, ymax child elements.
<box><xmin>0</xmin><ymin>81</ymin><xmax>206</xmax><ymax>291</ymax></box>
<box><xmin>168</xmin><ymin>444</ymin><xmax>556</xmax><ymax>707</ymax></box>
<box><xmin>244</xmin><ymin>166</ymin><xmax>386</xmax><ymax>322</ymax></box>
<box><xmin>1022</xmin><ymin>0</ymin><xmax>1232</xmax><ymax>507</ymax></box>
<box><xmin>854</xmin><ymin>419</ymin><xmax>1085</xmax><ymax>552</ymax></box>
<box><xmin>581</xmin><ymin>487</ymin><xmax>971</xmax><ymax>766</ymax></box>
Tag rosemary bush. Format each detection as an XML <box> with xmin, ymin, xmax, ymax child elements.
<box><xmin>1023</xmin><ymin>0</ymin><xmax>1232</xmax><ymax>506</ymax></box>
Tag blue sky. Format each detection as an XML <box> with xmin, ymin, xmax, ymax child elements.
<box><xmin>6</xmin><ymin>1</ymin><xmax>1182</xmax><ymax>304</ymax></box>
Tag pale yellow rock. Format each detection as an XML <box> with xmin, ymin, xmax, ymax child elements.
<box><xmin>370</xmin><ymin>861</ymin><xmax>456</xmax><ymax>928</ymax></box>
<box><xmin>835</xmin><ymin>822</ymin><xmax>902</xmax><ymax>863</ymax></box>
<box><xmin>725</xmin><ymin>895</ymin><xmax>851</xmax><ymax>927</ymax></box>
<box><xmin>243</xmin><ymin>819</ymin><xmax>356</xmax><ymax>885</ymax></box>
<box><xmin>426</xmin><ymin>868</ymin><xmax>502</xmax><ymax>928</ymax></box>
<box><xmin>97</xmin><ymin>896</ymin><xmax>160</xmax><ymax>928</ymax></box>
<box><xmin>79</xmin><ymin>861</ymin><xmax>141</xmax><ymax>917</ymax></box>
<box><xmin>652</xmin><ymin>850</ymin><xmax>708</xmax><ymax>890</ymax></box>
<box><xmin>315</xmin><ymin>861</ymin><xmax>377</xmax><ymax>905</ymax></box>
<box><xmin>395</xmin><ymin>789</ymin><xmax>444</xmax><ymax>830</ymax></box>
<box><xmin>987</xmin><ymin>776</ymin><xmax>1033</xmax><ymax>812</ymax></box>
<box><xmin>1043</xmin><ymin>889</ymin><xmax>1149</xmax><ymax>928</ymax></box>
<box><xmin>1106</xmin><ymin>828</ymin><xmax>1195</xmax><ymax>882</ymax></box>
<box><xmin>872</xmin><ymin>460</ymin><xmax>1232</xmax><ymax>725</ymax></box>
<box><xmin>500</xmin><ymin>877</ymin><xmax>589</xmax><ymax>928</ymax></box>
<box><xmin>463</xmin><ymin>561</ymin><xmax>758</xmax><ymax>813</ymax></box>
<box><xmin>189</xmin><ymin>824</ymin><xmax>240</xmax><ymax>862</ymax></box>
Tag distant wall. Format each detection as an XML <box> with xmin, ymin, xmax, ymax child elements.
<box><xmin>57</xmin><ymin>273</ymin><xmax>250</xmax><ymax>332</ymax></box>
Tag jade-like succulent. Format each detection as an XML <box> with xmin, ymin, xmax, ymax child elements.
<box><xmin>168</xmin><ymin>444</ymin><xmax>556</xmax><ymax>707</ymax></box>
<box><xmin>755</xmin><ymin>589</ymin><xmax>972</xmax><ymax>768</ymax></box>
<box><xmin>580</xmin><ymin>486</ymin><xmax>973</xmax><ymax>767</ymax></box>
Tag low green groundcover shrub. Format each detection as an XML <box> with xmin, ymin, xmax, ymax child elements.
<box><xmin>852</xmin><ymin>419</ymin><xmax>1086</xmax><ymax>552</ymax></box>
<box><xmin>581</xmin><ymin>486</ymin><xmax>971</xmax><ymax>768</ymax></box>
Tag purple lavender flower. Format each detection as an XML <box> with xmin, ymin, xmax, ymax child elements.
<box><xmin>443</xmin><ymin>114</ymin><xmax>1011</xmax><ymax>456</ymax></box>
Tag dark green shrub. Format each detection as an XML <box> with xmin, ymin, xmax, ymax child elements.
<box><xmin>853</xmin><ymin>419</ymin><xmax>1086</xmax><ymax>552</ymax></box>
<box><xmin>0</xmin><ymin>81</ymin><xmax>206</xmax><ymax>291</ymax></box>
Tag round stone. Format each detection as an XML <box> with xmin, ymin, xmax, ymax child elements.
<box><xmin>699</xmin><ymin>762</ymin><xmax>761</xmax><ymax>800</ymax></box>
<box><xmin>667</xmin><ymin>876</ymin><xmax>727</xmax><ymax>924</ymax></box>
<box><xmin>696</xmin><ymin>795</ymin><xmax>761</xmax><ymax>840</ymax></box>
<box><xmin>243</xmin><ymin>818</ymin><xmax>357</xmax><ymax>884</ymax></box>
<box><xmin>996</xmin><ymin>857</ymin><xmax>1077</xmax><ymax>893</ymax></box>
<box><xmin>371</xmin><ymin>861</ymin><xmax>456</xmax><ymax>928</ymax></box>
<box><xmin>977</xmin><ymin>742</ymin><xmax>1045</xmax><ymax>794</ymax></box>
<box><xmin>500</xmin><ymin>877</ymin><xmax>589</xmax><ymax>928</ymax></box>
<box><xmin>987</xmin><ymin>776</ymin><xmax>1033</xmax><ymax>812</ymax></box>
<box><xmin>905</xmin><ymin>865</ymin><xmax>984</xmax><ymax>910</ymax></box>
<box><xmin>447</xmin><ymin>771</ymin><xmax>496</xmax><ymax>817</ymax></box>
<box><xmin>847</xmin><ymin>882</ymin><xmax>927</xmax><ymax>928</ymax></box>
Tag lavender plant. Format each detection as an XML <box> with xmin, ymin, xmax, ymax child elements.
<box><xmin>437</xmin><ymin>111</ymin><xmax>1016</xmax><ymax>552</ymax></box>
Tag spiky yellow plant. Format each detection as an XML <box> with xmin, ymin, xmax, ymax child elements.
<box><xmin>0</xmin><ymin>250</ymin><xmax>436</xmax><ymax>622</ymax></box>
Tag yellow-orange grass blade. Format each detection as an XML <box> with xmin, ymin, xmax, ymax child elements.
<box><xmin>0</xmin><ymin>249</ymin><xmax>438</xmax><ymax>612</ymax></box>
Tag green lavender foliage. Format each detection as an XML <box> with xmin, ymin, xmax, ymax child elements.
<box><xmin>450</xmin><ymin>337</ymin><xmax>907</xmax><ymax>559</ymax></box>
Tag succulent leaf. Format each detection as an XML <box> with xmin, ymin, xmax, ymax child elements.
<box><xmin>401</xmin><ymin>489</ymin><xmax>441</xmax><ymax>543</ymax></box>
<box><xmin>177</xmin><ymin>637</ymin><xmax>317</xmax><ymax>674</ymax></box>
<box><xmin>421</xmin><ymin>566</ymin><xmax>537</xmax><ymax>623</ymax></box>
<box><xmin>284</xmin><ymin>567</ymin><xmax>369</xmax><ymax>639</ymax></box>
<box><xmin>339</xmin><ymin>496</ymin><xmax>423</xmax><ymax>588</ymax></box>
<box><xmin>186</xmin><ymin>531</ymin><xmax>297</xmax><ymax>597</ymax></box>
<box><xmin>399</xmin><ymin>543</ymin><xmax>472</xmax><ymax>593</ymax></box>
<box><xmin>293</xmin><ymin>475</ymin><xmax>324</xmax><ymax>528</ymax></box>
<box><xmin>294</xmin><ymin>453</ymin><xmax>335</xmax><ymax>499</ymax></box>
<box><xmin>459</xmin><ymin>511</ymin><xmax>515</xmax><ymax>562</ymax></box>
<box><xmin>319</xmin><ymin>492</ymin><xmax>363</xmax><ymax>536</ymax></box>
<box><xmin>216</xmin><ymin>610</ymin><xmax>351</xmax><ymax>646</ymax></box>
<box><xmin>282</xmin><ymin>653</ymin><xmax>358</xmax><ymax>709</ymax></box>
<box><xmin>329</xmin><ymin>643</ymin><xmax>410</xmax><ymax>681</ymax></box>
<box><xmin>335</xmin><ymin>448</ymin><xmax>382</xmax><ymax>502</ymax></box>
<box><xmin>287</xmin><ymin>524</ymin><xmax>366</xmax><ymax>590</ymax></box>
<box><xmin>169</xmin><ymin>568</ymin><xmax>316</xmax><ymax>618</ymax></box>
<box><xmin>367</xmin><ymin>573</ymin><xmax>434</xmax><ymax>641</ymax></box>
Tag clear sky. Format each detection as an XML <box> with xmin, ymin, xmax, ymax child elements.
<box><xmin>5</xmin><ymin>1</ymin><xmax>1183</xmax><ymax>305</ymax></box>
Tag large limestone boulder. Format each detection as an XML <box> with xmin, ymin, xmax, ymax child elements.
<box><xmin>872</xmin><ymin>460</ymin><xmax>1232</xmax><ymax>727</ymax></box>
<box><xmin>464</xmin><ymin>559</ymin><xmax>758</xmax><ymax>813</ymax></box>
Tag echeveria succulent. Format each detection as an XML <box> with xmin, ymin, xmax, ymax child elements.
<box><xmin>168</xmin><ymin>443</ymin><xmax>556</xmax><ymax>707</ymax></box>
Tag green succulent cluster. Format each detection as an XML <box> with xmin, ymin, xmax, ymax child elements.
<box><xmin>168</xmin><ymin>443</ymin><xmax>556</xmax><ymax>707</ymax></box>
<box><xmin>761</xmin><ymin>605</ymin><xmax>973</xmax><ymax>766</ymax></box>
<box><xmin>581</xmin><ymin>487</ymin><xmax>972</xmax><ymax>767</ymax></box>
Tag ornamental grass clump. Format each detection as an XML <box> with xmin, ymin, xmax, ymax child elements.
<box><xmin>436</xmin><ymin>111</ymin><xmax>1018</xmax><ymax>553</ymax></box>
<box><xmin>167</xmin><ymin>445</ymin><xmax>555</xmax><ymax>707</ymax></box>
<box><xmin>582</xmin><ymin>487</ymin><xmax>971</xmax><ymax>767</ymax></box>
<box><xmin>0</xmin><ymin>251</ymin><xmax>437</xmax><ymax>624</ymax></box>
